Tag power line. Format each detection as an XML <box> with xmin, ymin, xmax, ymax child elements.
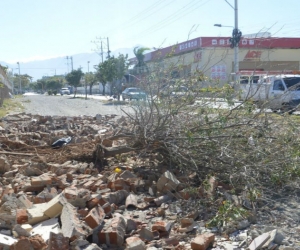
<box><xmin>105</xmin><ymin>0</ymin><xmax>172</xmax><ymax>36</ymax></box>
<box><xmin>136</xmin><ymin>0</ymin><xmax>212</xmax><ymax>38</ymax></box>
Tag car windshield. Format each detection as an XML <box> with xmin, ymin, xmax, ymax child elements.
<box><xmin>128</xmin><ymin>88</ymin><xmax>141</xmax><ymax>92</ymax></box>
<box><xmin>284</xmin><ymin>77</ymin><xmax>300</xmax><ymax>90</ymax></box>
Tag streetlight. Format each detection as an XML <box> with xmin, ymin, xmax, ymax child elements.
<box><xmin>214</xmin><ymin>0</ymin><xmax>240</xmax><ymax>85</ymax></box>
<box><xmin>9</xmin><ymin>68</ymin><xmax>18</xmax><ymax>95</ymax></box>
<box><xmin>16</xmin><ymin>62</ymin><xmax>22</xmax><ymax>94</ymax></box>
<box><xmin>214</xmin><ymin>24</ymin><xmax>233</xmax><ymax>28</ymax></box>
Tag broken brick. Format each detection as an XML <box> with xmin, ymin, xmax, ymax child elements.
<box><xmin>48</xmin><ymin>232</ymin><xmax>69</xmax><ymax>250</ymax></box>
<box><xmin>16</xmin><ymin>209</ymin><xmax>28</xmax><ymax>224</ymax></box>
<box><xmin>191</xmin><ymin>233</ymin><xmax>215</xmax><ymax>250</ymax></box>
<box><xmin>98</xmin><ymin>214</ymin><xmax>126</xmax><ymax>246</ymax></box>
<box><xmin>84</xmin><ymin>205</ymin><xmax>105</xmax><ymax>229</ymax></box>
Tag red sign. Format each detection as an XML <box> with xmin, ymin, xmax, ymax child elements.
<box><xmin>244</xmin><ymin>50</ymin><xmax>262</xmax><ymax>61</ymax></box>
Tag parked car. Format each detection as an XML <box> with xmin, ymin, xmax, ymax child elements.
<box><xmin>122</xmin><ymin>87</ymin><xmax>147</xmax><ymax>100</ymax></box>
<box><xmin>160</xmin><ymin>85</ymin><xmax>189</xmax><ymax>98</ymax></box>
<box><xmin>60</xmin><ymin>88</ymin><xmax>70</xmax><ymax>95</ymax></box>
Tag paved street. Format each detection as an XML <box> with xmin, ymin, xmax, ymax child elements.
<box><xmin>14</xmin><ymin>93</ymin><xmax>131</xmax><ymax>117</ymax></box>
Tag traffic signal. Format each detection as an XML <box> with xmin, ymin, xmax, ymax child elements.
<box><xmin>229</xmin><ymin>28</ymin><xmax>242</xmax><ymax>48</ymax></box>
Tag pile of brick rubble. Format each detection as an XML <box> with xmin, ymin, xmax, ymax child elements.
<box><xmin>0</xmin><ymin>113</ymin><xmax>295</xmax><ymax>250</ymax></box>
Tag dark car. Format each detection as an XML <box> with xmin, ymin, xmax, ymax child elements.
<box><xmin>122</xmin><ymin>87</ymin><xmax>147</xmax><ymax>100</ymax></box>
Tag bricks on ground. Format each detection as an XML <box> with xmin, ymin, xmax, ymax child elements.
<box><xmin>0</xmin><ymin>113</ymin><xmax>241</xmax><ymax>249</ymax></box>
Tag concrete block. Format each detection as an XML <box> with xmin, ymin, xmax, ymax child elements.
<box><xmin>43</xmin><ymin>193</ymin><xmax>65</xmax><ymax>218</ymax></box>
<box><xmin>0</xmin><ymin>233</ymin><xmax>17</xmax><ymax>248</ymax></box>
<box><xmin>126</xmin><ymin>193</ymin><xmax>138</xmax><ymax>209</ymax></box>
<box><xmin>249</xmin><ymin>232</ymin><xmax>270</xmax><ymax>250</ymax></box>
<box><xmin>157</xmin><ymin>171</ymin><xmax>180</xmax><ymax>193</ymax></box>
<box><xmin>27</xmin><ymin>203</ymin><xmax>50</xmax><ymax>225</ymax></box>
<box><xmin>138</xmin><ymin>228</ymin><xmax>154</xmax><ymax>241</ymax></box>
<box><xmin>31</xmin><ymin>218</ymin><xmax>61</xmax><ymax>242</ymax></box>
<box><xmin>102</xmin><ymin>190</ymin><xmax>129</xmax><ymax>205</ymax></box>
<box><xmin>126</xmin><ymin>236</ymin><xmax>146</xmax><ymax>250</ymax></box>
<box><xmin>21</xmin><ymin>224</ymin><xmax>33</xmax><ymax>233</ymax></box>
<box><xmin>17</xmin><ymin>194</ymin><xmax>33</xmax><ymax>209</ymax></box>
<box><xmin>61</xmin><ymin>203</ymin><xmax>92</xmax><ymax>240</ymax></box>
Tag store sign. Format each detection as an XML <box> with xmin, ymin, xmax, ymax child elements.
<box><xmin>211</xmin><ymin>65</ymin><xmax>227</xmax><ymax>80</ymax></box>
<box><xmin>210</xmin><ymin>38</ymin><xmax>255</xmax><ymax>46</ymax></box>
<box><xmin>244</xmin><ymin>50</ymin><xmax>262</xmax><ymax>61</ymax></box>
<box><xmin>178</xmin><ymin>39</ymin><xmax>199</xmax><ymax>51</ymax></box>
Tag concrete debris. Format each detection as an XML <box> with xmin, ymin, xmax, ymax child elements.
<box><xmin>0</xmin><ymin>113</ymin><xmax>294</xmax><ymax>249</ymax></box>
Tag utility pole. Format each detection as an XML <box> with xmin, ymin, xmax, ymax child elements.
<box><xmin>65</xmin><ymin>56</ymin><xmax>74</xmax><ymax>72</ymax></box>
<box><xmin>91</xmin><ymin>37</ymin><xmax>110</xmax><ymax>62</ymax></box>
<box><xmin>65</xmin><ymin>56</ymin><xmax>70</xmax><ymax>73</ymax></box>
<box><xmin>17</xmin><ymin>62</ymin><xmax>21</xmax><ymax>94</ymax></box>
<box><xmin>107</xmin><ymin>37</ymin><xmax>111</xmax><ymax>59</ymax></box>
<box><xmin>224</xmin><ymin>0</ymin><xmax>240</xmax><ymax>84</ymax></box>
<box><xmin>101</xmin><ymin>41</ymin><xmax>103</xmax><ymax>63</ymax></box>
<box><xmin>233</xmin><ymin>0</ymin><xmax>239</xmax><ymax>84</ymax></box>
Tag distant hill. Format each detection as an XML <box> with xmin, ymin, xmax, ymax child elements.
<box><xmin>0</xmin><ymin>47</ymin><xmax>138</xmax><ymax>81</ymax></box>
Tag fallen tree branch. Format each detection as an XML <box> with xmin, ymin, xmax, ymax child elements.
<box><xmin>0</xmin><ymin>151</ymin><xmax>36</xmax><ymax>156</ymax></box>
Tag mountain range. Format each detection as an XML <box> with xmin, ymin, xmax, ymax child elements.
<box><xmin>0</xmin><ymin>47</ymin><xmax>138</xmax><ymax>81</ymax></box>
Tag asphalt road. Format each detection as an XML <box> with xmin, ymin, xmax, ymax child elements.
<box><xmin>13</xmin><ymin>93</ymin><xmax>131</xmax><ymax>117</ymax></box>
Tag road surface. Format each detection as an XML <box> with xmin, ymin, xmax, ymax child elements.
<box><xmin>12</xmin><ymin>93</ymin><xmax>131</xmax><ymax>117</ymax></box>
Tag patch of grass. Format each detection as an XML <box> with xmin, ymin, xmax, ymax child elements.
<box><xmin>0</xmin><ymin>97</ymin><xmax>24</xmax><ymax>118</ymax></box>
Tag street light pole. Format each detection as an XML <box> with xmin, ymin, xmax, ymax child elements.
<box><xmin>215</xmin><ymin>0</ymin><xmax>240</xmax><ymax>84</ymax></box>
<box><xmin>233</xmin><ymin>0</ymin><xmax>239</xmax><ymax>84</ymax></box>
<box><xmin>17</xmin><ymin>62</ymin><xmax>21</xmax><ymax>94</ymax></box>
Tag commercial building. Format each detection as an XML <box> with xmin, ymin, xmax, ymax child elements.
<box><xmin>141</xmin><ymin>36</ymin><xmax>300</xmax><ymax>84</ymax></box>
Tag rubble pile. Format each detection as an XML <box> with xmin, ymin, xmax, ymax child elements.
<box><xmin>0</xmin><ymin>113</ymin><xmax>297</xmax><ymax>250</ymax></box>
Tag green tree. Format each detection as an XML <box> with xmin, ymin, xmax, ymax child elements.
<box><xmin>84</xmin><ymin>72</ymin><xmax>97</xmax><ymax>95</ymax></box>
<box><xmin>133</xmin><ymin>46</ymin><xmax>150</xmax><ymax>74</ymax></box>
<box><xmin>12</xmin><ymin>73</ymin><xmax>33</xmax><ymax>93</ymax></box>
<box><xmin>95</xmin><ymin>54</ymin><xmax>128</xmax><ymax>96</ymax></box>
<box><xmin>35</xmin><ymin>79</ymin><xmax>47</xmax><ymax>93</ymax></box>
<box><xmin>65</xmin><ymin>69</ymin><xmax>84</xmax><ymax>97</ymax></box>
<box><xmin>46</xmin><ymin>78</ymin><xmax>63</xmax><ymax>92</ymax></box>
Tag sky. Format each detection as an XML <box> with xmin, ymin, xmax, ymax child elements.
<box><xmin>1</xmin><ymin>0</ymin><xmax>300</xmax><ymax>75</ymax></box>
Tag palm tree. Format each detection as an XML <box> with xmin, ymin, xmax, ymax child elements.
<box><xmin>133</xmin><ymin>46</ymin><xmax>150</xmax><ymax>73</ymax></box>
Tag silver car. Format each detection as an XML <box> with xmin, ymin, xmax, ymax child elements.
<box><xmin>60</xmin><ymin>88</ymin><xmax>70</xmax><ymax>95</ymax></box>
<box><xmin>122</xmin><ymin>87</ymin><xmax>147</xmax><ymax>100</ymax></box>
